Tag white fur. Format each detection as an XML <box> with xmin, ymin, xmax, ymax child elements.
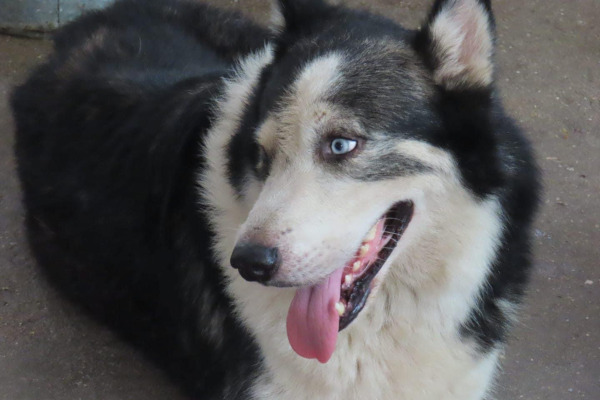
<box><xmin>200</xmin><ymin>47</ymin><xmax>505</xmax><ymax>400</ymax></box>
<box><xmin>394</xmin><ymin>139</ymin><xmax>457</xmax><ymax>176</ymax></box>
<box><xmin>429</xmin><ymin>0</ymin><xmax>494</xmax><ymax>89</ymax></box>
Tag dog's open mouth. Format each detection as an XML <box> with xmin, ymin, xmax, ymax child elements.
<box><xmin>337</xmin><ymin>201</ymin><xmax>414</xmax><ymax>330</ymax></box>
<box><xmin>286</xmin><ymin>201</ymin><xmax>413</xmax><ymax>363</ymax></box>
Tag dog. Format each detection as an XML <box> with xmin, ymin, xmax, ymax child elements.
<box><xmin>11</xmin><ymin>0</ymin><xmax>540</xmax><ymax>398</ymax></box>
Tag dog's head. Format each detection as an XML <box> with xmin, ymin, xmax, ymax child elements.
<box><xmin>223</xmin><ymin>0</ymin><xmax>506</xmax><ymax>362</ymax></box>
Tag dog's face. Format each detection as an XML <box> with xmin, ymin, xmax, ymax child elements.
<box><xmin>225</xmin><ymin>0</ymin><xmax>503</xmax><ymax>359</ymax></box>
<box><xmin>239</xmin><ymin>43</ymin><xmax>434</xmax><ymax>280</ymax></box>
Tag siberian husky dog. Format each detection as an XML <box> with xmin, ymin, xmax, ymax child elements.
<box><xmin>11</xmin><ymin>0</ymin><xmax>540</xmax><ymax>399</ymax></box>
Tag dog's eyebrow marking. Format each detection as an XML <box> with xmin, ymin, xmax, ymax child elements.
<box><xmin>394</xmin><ymin>139</ymin><xmax>455</xmax><ymax>173</ymax></box>
<box><xmin>349</xmin><ymin>152</ymin><xmax>432</xmax><ymax>181</ymax></box>
<box><xmin>348</xmin><ymin>139</ymin><xmax>455</xmax><ymax>181</ymax></box>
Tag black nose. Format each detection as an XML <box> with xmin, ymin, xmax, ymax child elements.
<box><xmin>230</xmin><ymin>243</ymin><xmax>280</xmax><ymax>283</ymax></box>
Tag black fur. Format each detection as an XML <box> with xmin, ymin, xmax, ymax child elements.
<box><xmin>226</xmin><ymin>65</ymin><xmax>273</xmax><ymax>194</ymax></box>
<box><xmin>12</xmin><ymin>0</ymin><xmax>270</xmax><ymax>398</ymax></box>
<box><xmin>275</xmin><ymin>0</ymin><xmax>333</xmax><ymax>33</ymax></box>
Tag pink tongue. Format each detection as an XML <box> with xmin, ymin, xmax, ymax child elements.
<box><xmin>286</xmin><ymin>267</ymin><xmax>344</xmax><ymax>363</ymax></box>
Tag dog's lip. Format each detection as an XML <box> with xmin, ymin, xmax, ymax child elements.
<box><xmin>337</xmin><ymin>201</ymin><xmax>414</xmax><ymax>331</ymax></box>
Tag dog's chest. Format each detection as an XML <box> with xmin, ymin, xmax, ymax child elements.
<box><xmin>251</xmin><ymin>328</ymin><xmax>498</xmax><ymax>400</ymax></box>
<box><xmin>233</xmin><ymin>282</ymin><xmax>498</xmax><ymax>400</ymax></box>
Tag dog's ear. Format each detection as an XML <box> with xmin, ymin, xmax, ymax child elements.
<box><xmin>415</xmin><ymin>0</ymin><xmax>495</xmax><ymax>90</ymax></box>
<box><xmin>270</xmin><ymin>0</ymin><xmax>330</xmax><ymax>32</ymax></box>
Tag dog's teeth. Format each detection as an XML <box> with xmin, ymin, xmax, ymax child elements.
<box><xmin>352</xmin><ymin>261</ymin><xmax>361</xmax><ymax>272</ymax></box>
<box><xmin>345</xmin><ymin>274</ymin><xmax>353</xmax><ymax>286</ymax></box>
<box><xmin>359</xmin><ymin>244</ymin><xmax>370</xmax><ymax>257</ymax></box>
<box><xmin>365</xmin><ymin>225</ymin><xmax>377</xmax><ymax>242</ymax></box>
<box><xmin>335</xmin><ymin>302</ymin><xmax>346</xmax><ymax>316</ymax></box>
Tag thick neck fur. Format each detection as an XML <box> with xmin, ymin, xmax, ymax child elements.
<box><xmin>201</xmin><ymin>45</ymin><xmax>502</xmax><ymax>400</ymax></box>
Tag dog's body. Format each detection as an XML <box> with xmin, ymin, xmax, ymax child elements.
<box><xmin>11</xmin><ymin>0</ymin><xmax>539</xmax><ymax>399</ymax></box>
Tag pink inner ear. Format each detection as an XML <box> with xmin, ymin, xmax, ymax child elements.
<box><xmin>430</xmin><ymin>0</ymin><xmax>493</xmax><ymax>88</ymax></box>
<box><xmin>455</xmin><ymin>2</ymin><xmax>491</xmax><ymax>67</ymax></box>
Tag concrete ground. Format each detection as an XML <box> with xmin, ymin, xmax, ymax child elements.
<box><xmin>0</xmin><ymin>0</ymin><xmax>598</xmax><ymax>399</ymax></box>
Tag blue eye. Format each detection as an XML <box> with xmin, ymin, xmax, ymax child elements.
<box><xmin>330</xmin><ymin>138</ymin><xmax>358</xmax><ymax>155</ymax></box>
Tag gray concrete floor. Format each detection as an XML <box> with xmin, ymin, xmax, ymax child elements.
<box><xmin>0</xmin><ymin>1</ymin><xmax>598</xmax><ymax>399</ymax></box>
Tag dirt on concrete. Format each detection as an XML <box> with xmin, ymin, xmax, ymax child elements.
<box><xmin>0</xmin><ymin>1</ymin><xmax>598</xmax><ymax>399</ymax></box>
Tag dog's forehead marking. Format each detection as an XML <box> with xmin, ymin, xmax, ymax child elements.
<box><xmin>258</xmin><ymin>53</ymin><xmax>343</xmax><ymax>151</ymax></box>
<box><xmin>292</xmin><ymin>52</ymin><xmax>343</xmax><ymax>110</ymax></box>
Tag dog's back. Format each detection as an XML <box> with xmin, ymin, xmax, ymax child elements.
<box><xmin>11</xmin><ymin>1</ymin><xmax>269</xmax><ymax>398</ymax></box>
